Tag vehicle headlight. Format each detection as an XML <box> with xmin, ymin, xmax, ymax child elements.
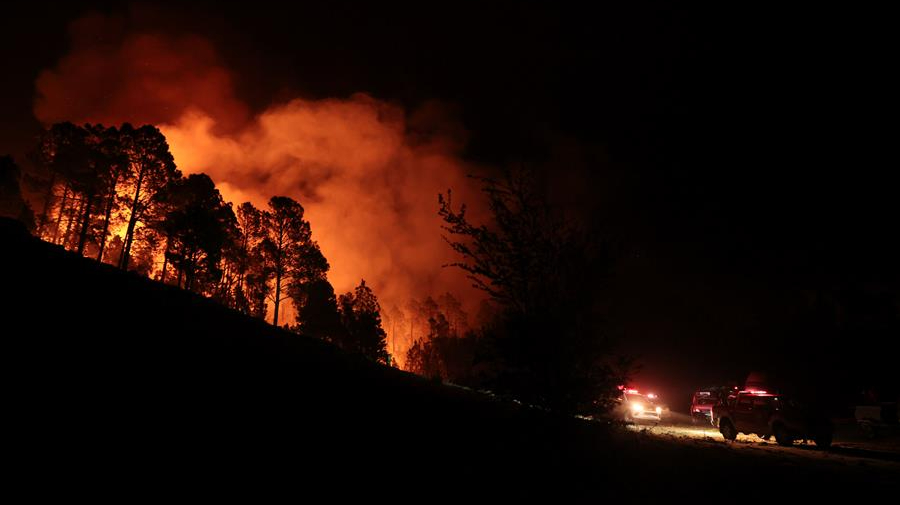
<box><xmin>655</xmin><ymin>406</ymin><xmax>662</xmax><ymax>414</ymax></box>
<box><xmin>631</xmin><ymin>402</ymin><xmax>643</xmax><ymax>413</ymax></box>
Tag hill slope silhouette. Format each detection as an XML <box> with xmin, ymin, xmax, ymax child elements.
<box><xmin>2</xmin><ymin>218</ymin><xmax>895</xmax><ymax>497</ymax></box>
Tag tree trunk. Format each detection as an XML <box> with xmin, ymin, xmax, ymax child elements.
<box><xmin>273</xmin><ymin>268</ymin><xmax>282</xmax><ymax>327</ymax></box>
<box><xmin>176</xmin><ymin>254</ymin><xmax>184</xmax><ymax>288</ymax></box>
<box><xmin>240</xmin><ymin>235</ymin><xmax>248</xmax><ymax>289</ymax></box>
<box><xmin>160</xmin><ymin>236</ymin><xmax>170</xmax><ymax>283</ymax></box>
<box><xmin>63</xmin><ymin>196</ymin><xmax>84</xmax><ymax>250</ymax></box>
<box><xmin>37</xmin><ymin>173</ymin><xmax>57</xmax><ymax>239</ymax></box>
<box><xmin>76</xmin><ymin>192</ymin><xmax>95</xmax><ymax>255</ymax></box>
<box><xmin>185</xmin><ymin>249</ymin><xmax>196</xmax><ymax>292</ymax></box>
<box><xmin>96</xmin><ymin>173</ymin><xmax>120</xmax><ymax>261</ymax></box>
<box><xmin>272</xmin><ymin>225</ymin><xmax>285</xmax><ymax>327</ymax></box>
<box><xmin>217</xmin><ymin>264</ymin><xmax>230</xmax><ymax>304</ymax></box>
<box><xmin>120</xmin><ymin>165</ymin><xmax>145</xmax><ymax>270</ymax></box>
<box><xmin>51</xmin><ymin>184</ymin><xmax>69</xmax><ymax>244</ymax></box>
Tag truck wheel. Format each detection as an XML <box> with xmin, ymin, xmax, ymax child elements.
<box><xmin>719</xmin><ymin>419</ymin><xmax>737</xmax><ymax>441</ymax></box>
<box><xmin>773</xmin><ymin>424</ymin><xmax>794</xmax><ymax>446</ymax></box>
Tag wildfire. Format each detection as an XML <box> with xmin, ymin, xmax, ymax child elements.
<box><xmin>33</xmin><ymin>12</ymin><xmax>486</xmax><ymax>365</ymax></box>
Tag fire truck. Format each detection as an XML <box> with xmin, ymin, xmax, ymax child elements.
<box><xmin>713</xmin><ymin>388</ymin><xmax>833</xmax><ymax>448</ymax></box>
<box><xmin>690</xmin><ymin>386</ymin><xmax>732</xmax><ymax>426</ymax></box>
<box><xmin>617</xmin><ymin>387</ymin><xmax>664</xmax><ymax>423</ymax></box>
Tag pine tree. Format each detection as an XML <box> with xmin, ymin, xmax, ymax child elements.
<box><xmin>259</xmin><ymin>196</ymin><xmax>315</xmax><ymax>326</ymax></box>
<box><xmin>118</xmin><ymin>124</ymin><xmax>180</xmax><ymax>271</ymax></box>
<box><xmin>338</xmin><ymin>280</ymin><xmax>390</xmax><ymax>364</ymax></box>
<box><xmin>292</xmin><ymin>278</ymin><xmax>346</xmax><ymax>343</ymax></box>
<box><xmin>153</xmin><ymin>174</ymin><xmax>236</xmax><ymax>293</ymax></box>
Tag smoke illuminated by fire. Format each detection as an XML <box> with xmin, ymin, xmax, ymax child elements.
<box><xmin>34</xmin><ymin>12</ymin><xmax>486</xmax><ymax>365</ymax></box>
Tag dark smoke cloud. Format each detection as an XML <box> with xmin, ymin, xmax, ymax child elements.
<box><xmin>35</xmin><ymin>12</ymin><xmax>249</xmax><ymax>132</ymax></box>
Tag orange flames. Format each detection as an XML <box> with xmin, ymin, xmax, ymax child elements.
<box><xmin>34</xmin><ymin>12</ymin><xmax>486</xmax><ymax>365</ymax></box>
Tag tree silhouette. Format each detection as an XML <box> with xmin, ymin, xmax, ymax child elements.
<box><xmin>260</xmin><ymin>196</ymin><xmax>312</xmax><ymax>326</ymax></box>
<box><xmin>405</xmin><ymin>304</ymin><xmax>479</xmax><ymax>383</ymax></box>
<box><xmin>438</xmin><ymin>168</ymin><xmax>622</xmax><ymax>413</ymax></box>
<box><xmin>382</xmin><ymin>304</ymin><xmax>408</xmax><ymax>363</ymax></box>
<box><xmin>437</xmin><ymin>292</ymin><xmax>468</xmax><ymax>336</ymax></box>
<box><xmin>406</xmin><ymin>313</ymin><xmax>451</xmax><ymax>379</ymax></box>
<box><xmin>23</xmin><ymin>123</ymin><xmax>355</xmax><ymax>346</ymax></box>
<box><xmin>103</xmin><ymin>234</ymin><xmax>124</xmax><ymax>265</ymax></box>
<box><xmin>291</xmin><ymin>278</ymin><xmax>346</xmax><ymax>344</ymax></box>
<box><xmin>72</xmin><ymin>130</ymin><xmax>102</xmax><ymax>254</ymax></box>
<box><xmin>0</xmin><ymin>156</ymin><xmax>34</xmax><ymax>230</ymax></box>
<box><xmin>118</xmin><ymin>124</ymin><xmax>179</xmax><ymax>271</ymax></box>
<box><xmin>89</xmin><ymin>125</ymin><xmax>130</xmax><ymax>262</ymax></box>
<box><xmin>233</xmin><ymin>202</ymin><xmax>269</xmax><ymax>318</ymax></box>
<box><xmin>286</xmin><ymin>237</ymin><xmax>339</xmax><ymax>340</ymax></box>
<box><xmin>338</xmin><ymin>280</ymin><xmax>390</xmax><ymax>363</ymax></box>
<box><xmin>25</xmin><ymin>136</ymin><xmax>60</xmax><ymax>238</ymax></box>
<box><xmin>33</xmin><ymin>122</ymin><xmax>90</xmax><ymax>245</ymax></box>
<box><xmin>212</xmin><ymin>217</ymin><xmax>245</xmax><ymax>309</ymax></box>
<box><xmin>154</xmin><ymin>174</ymin><xmax>236</xmax><ymax>293</ymax></box>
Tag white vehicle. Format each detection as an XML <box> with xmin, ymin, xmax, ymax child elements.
<box><xmin>618</xmin><ymin>388</ymin><xmax>664</xmax><ymax>423</ymax></box>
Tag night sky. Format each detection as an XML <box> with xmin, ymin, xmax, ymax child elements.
<box><xmin>2</xmin><ymin>2</ymin><xmax>896</xmax><ymax>406</ymax></box>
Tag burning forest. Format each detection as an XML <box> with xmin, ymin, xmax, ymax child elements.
<box><xmin>3</xmin><ymin>4</ymin><xmax>897</xmax><ymax>495</ymax></box>
<box><xmin>3</xmin><ymin>6</ymin><xmax>624</xmax><ymax>404</ymax></box>
<box><xmin>17</xmin><ymin>11</ymin><xmax>499</xmax><ymax>370</ymax></box>
<box><xmin>21</xmin><ymin>114</ymin><xmax>500</xmax><ymax>371</ymax></box>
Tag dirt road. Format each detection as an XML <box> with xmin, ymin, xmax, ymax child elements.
<box><xmin>627</xmin><ymin>420</ymin><xmax>900</xmax><ymax>466</ymax></box>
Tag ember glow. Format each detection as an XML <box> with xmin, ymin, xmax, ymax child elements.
<box><xmin>34</xmin><ymin>12</ymin><xmax>485</xmax><ymax>364</ymax></box>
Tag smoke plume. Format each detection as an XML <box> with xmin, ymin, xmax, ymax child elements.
<box><xmin>35</xmin><ymin>12</ymin><xmax>486</xmax><ymax>351</ymax></box>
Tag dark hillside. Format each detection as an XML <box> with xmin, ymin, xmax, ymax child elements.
<box><xmin>2</xmin><ymin>218</ymin><xmax>895</xmax><ymax>498</ymax></box>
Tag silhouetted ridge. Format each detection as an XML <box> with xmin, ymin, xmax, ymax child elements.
<box><xmin>2</xmin><ymin>218</ymin><xmax>894</xmax><ymax>496</ymax></box>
